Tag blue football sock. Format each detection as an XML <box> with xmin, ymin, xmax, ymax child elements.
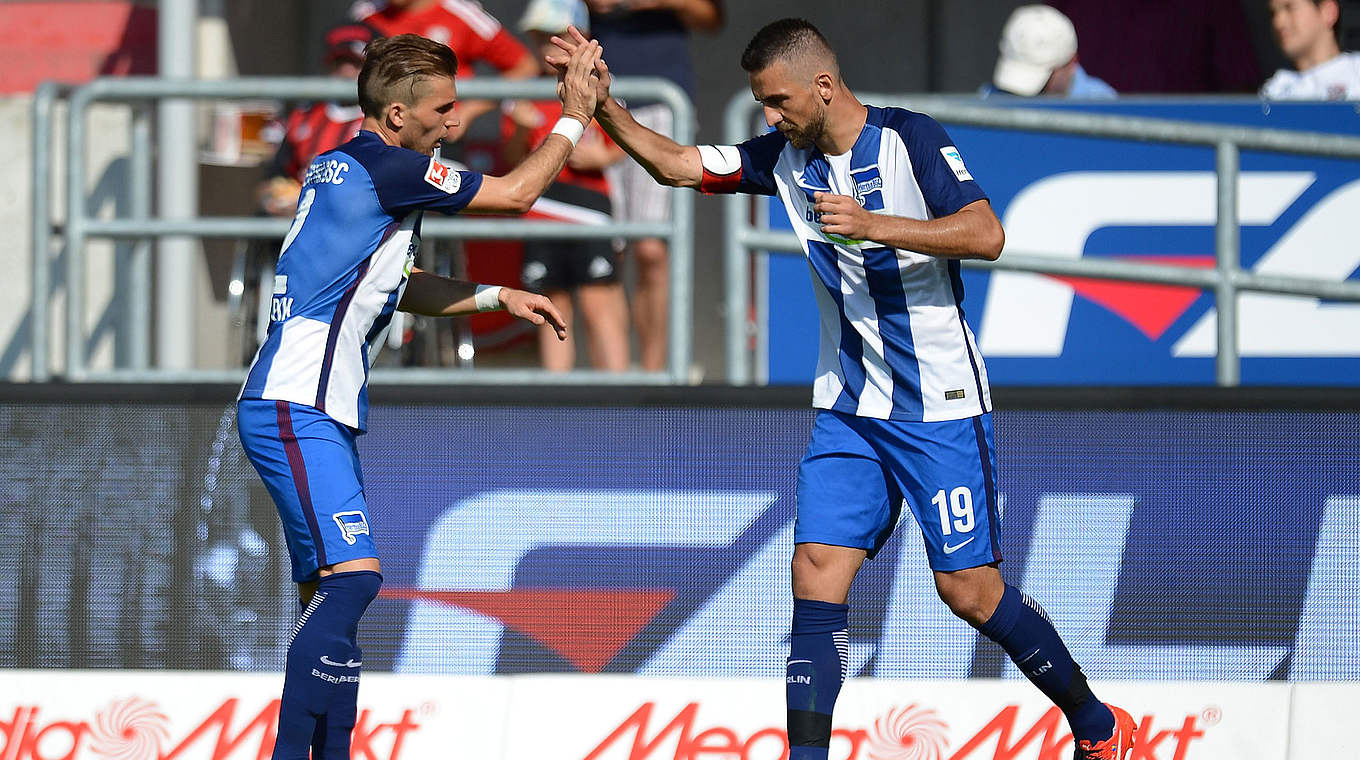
<box><xmin>787</xmin><ymin>598</ymin><xmax>849</xmax><ymax>760</ymax></box>
<box><xmin>273</xmin><ymin>570</ymin><xmax>381</xmax><ymax>760</ymax></box>
<box><xmin>977</xmin><ymin>584</ymin><xmax>1114</xmax><ymax>743</ymax></box>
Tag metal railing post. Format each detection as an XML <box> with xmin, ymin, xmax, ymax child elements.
<box><xmin>723</xmin><ymin>90</ymin><xmax>752</xmax><ymax>385</ymax></box>
<box><xmin>65</xmin><ymin>86</ymin><xmax>92</xmax><ymax>380</ymax></box>
<box><xmin>156</xmin><ymin>0</ymin><xmax>198</xmax><ymax>371</ymax></box>
<box><xmin>1215</xmin><ymin>141</ymin><xmax>1242</xmax><ymax>387</ymax></box>
<box><xmin>661</xmin><ymin>84</ymin><xmax>695</xmax><ymax>385</ymax></box>
<box><xmin>128</xmin><ymin>106</ymin><xmax>153</xmax><ymax>370</ymax></box>
<box><xmin>30</xmin><ymin>82</ymin><xmax>62</xmax><ymax>382</ymax></box>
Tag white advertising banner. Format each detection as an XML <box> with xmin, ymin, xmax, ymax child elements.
<box><xmin>1287</xmin><ymin>682</ymin><xmax>1360</xmax><ymax>759</ymax></box>
<box><xmin>505</xmin><ymin>676</ymin><xmax>1294</xmax><ymax>760</ymax></box>
<box><xmin>0</xmin><ymin>671</ymin><xmax>508</xmax><ymax>760</ymax></box>
<box><xmin>0</xmin><ymin>672</ymin><xmax>1341</xmax><ymax>760</ymax></box>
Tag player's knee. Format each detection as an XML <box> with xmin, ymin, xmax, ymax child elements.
<box><xmin>936</xmin><ymin>581</ymin><xmax>993</xmax><ymax>627</ymax></box>
<box><xmin>790</xmin><ymin>550</ymin><xmax>817</xmax><ymax>584</ymax></box>
<box><xmin>791</xmin><ymin>546</ymin><xmax>840</xmax><ymax>582</ymax></box>
<box><xmin>790</xmin><ymin>546</ymin><xmax>861</xmax><ymax>602</ymax></box>
<box><xmin>319</xmin><ymin>568</ymin><xmax>383</xmax><ymax>610</ymax></box>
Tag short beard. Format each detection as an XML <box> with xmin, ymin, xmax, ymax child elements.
<box><xmin>786</xmin><ymin>108</ymin><xmax>827</xmax><ymax>150</ymax></box>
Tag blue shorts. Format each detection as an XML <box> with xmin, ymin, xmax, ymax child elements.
<box><xmin>237</xmin><ymin>399</ymin><xmax>377</xmax><ymax>583</ymax></box>
<box><xmin>795</xmin><ymin>409</ymin><xmax>1002</xmax><ymax>570</ymax></box>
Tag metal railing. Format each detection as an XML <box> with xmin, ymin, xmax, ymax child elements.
<box><xmin>31</xmin><ymin>76</ymin><xmax>695</xmax><ymax>384</ymax></box>
<box><xmin>722</xmin><ymin>93</ymin><xmax>1360</xmax><ymax>386</ymax></box>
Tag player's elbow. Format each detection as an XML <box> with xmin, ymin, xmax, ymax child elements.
<box><xmin>653</xmin><ymin>167</ymin><xmax>693</xmax><ymax>188</ymax></box>
<box><xmin>974</xmin><ymin>216</ymin><xmax>1004</xmax><ymax>261</ymax></box>
<box><xmin>651</xmin><ymin>146</ymin><xmax>702</xmax><ymax>188</ymax></box>
<box><xmin>979</xmin><ymin>223</ymin><xmax>1004</xmax><ymax>261</ymax></box>
<box><xmin>499</xmin><ymin>182</ymin><xmax>538</xmax><ymax>215</ymax></box>
<box><xmin>505</xmin><ymin>195</ymin><xmax>536</xmax><ymax>216</ymax></box>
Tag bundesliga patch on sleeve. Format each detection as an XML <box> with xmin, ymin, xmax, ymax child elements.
<box><xmin>425</xmin><ymin>157</ymin><xmax>462</xmax><ymax>194</ymax></box>
<box><xmin>940</xmin><ymin>146</ymin><xmax>974</xmax><ymax>182</ymax></box>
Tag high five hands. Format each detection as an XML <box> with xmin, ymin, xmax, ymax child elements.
<box><xmin>547</xmin><ymin>26</ymin><xmax>613</xmax><ymax>114</ymax></box>
<box><xmin>556</xmin><ymin>32</ymin><xmax>607</xmax><ymax>124</ymax></box>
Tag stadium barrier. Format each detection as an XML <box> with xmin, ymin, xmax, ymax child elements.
<box><xmin>28</xmin><ymin>77</ymin><xmax>695</xmax><ymax>384</ymax></box>
<box><xmin>3</xmin><ymin>671</ymin><xmax>1356</xmax><ymax>760</ymax></box>
<box><xmin>720</xmin><ymin>93</ymin><xmax>1360</xmax><ymax>386</ymax></box>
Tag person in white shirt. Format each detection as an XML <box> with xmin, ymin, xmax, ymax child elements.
<box><xmin>1261</xmin><ymin>0</ymin><xmax>1360</xmax><ymax>99</ymax></box>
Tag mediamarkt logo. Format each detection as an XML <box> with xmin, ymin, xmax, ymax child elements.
<box><xmin>585</xmin><ymin>702</ymin><xmax>1210</xmax><ymax>760</ymax></box>
<box><xmin>0</xmin><ymin>698</ymin><xmax>420</xmax><ymax>760</ymax></box>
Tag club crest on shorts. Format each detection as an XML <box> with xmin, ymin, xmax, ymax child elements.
<box><xmin>333</xmin><ymin>511</ymin><xmax>371</xmax><ymax>545</ymax></box>
<box><xmin>425</xmin><ymin>158</ymin><xmax>461</xmax><ymax>194</ymax></box>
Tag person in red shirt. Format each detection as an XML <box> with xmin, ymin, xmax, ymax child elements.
<box><xmin>352</xmin><ymin>0</ymin><xmax>539</xmax><ymax>142</ymax></box>
<box><xmin>502</xmin><ymin>0</ymin><xmax>629</xmax><ymax>371</ymax></box>
<box><xmin>257</xmin><ymin>23</ymin><xmax>375</xmax><ymax>216</ymax></box>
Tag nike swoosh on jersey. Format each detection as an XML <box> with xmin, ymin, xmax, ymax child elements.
<box><xmin>320</xmin><ymin>655</ymin><xmax>362</xmax><ymax>668</ymax></box>
<box><xmin>943</xmin><ymin>537</ymin><xmax>976</xmax><ymax>555</ymax></box>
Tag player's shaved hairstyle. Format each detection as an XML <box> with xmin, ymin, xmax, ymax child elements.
<box><xmin>740</xmin><ymin>18</ymin><xmax>840</xmax><ymax>79</ymax></box>
<box><xmin>358</xmin><ymin>33</ymin><xmax>459</xmax><ymax>118</ymax></box>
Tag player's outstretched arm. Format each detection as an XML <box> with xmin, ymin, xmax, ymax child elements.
<box><xmin>398</xmin><ymin>269</ymin><xmax>568</xmax><ymax>340</ymax></box>
<box><xmin>462</xmin><ymin>40</ymin><xmax>603</xmax><ymax>214</ymax></box>
<box><xmin>548</xmin><ymin>26</ymin><xmax>704</xmax><ymax>189</ymax></box>
<box><xmin>814</xmin><ymin>194</ymin><xmax>1005</xmax><ymax>261</ymax></box>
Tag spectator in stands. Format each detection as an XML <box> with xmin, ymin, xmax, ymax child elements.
<box><xmin>504</xmin><ymin>0</ymin><xmax>630</xmax><ymax>371</ymax></box>
<box><xmin>352</xmin><ymin>0</ymin><xmax>539</xmax><ymax>143</ymax></box>
<box><xmin>1261</xmin><ymin>0</ymin><xmax>1360</xmax><ymax>99</ymax></box>
<box><xmin>1047</xmin><ymin>0</ymin><xmax>1260</xmax><ymax>93</ymax></box>
<box><xmin>257</xmin><ymin>23</ymin><xmax>376</xmax><ymax>216</ymax></box>
<box><xmin>585</xmin><ymin>0</ymin><xmax>724</xmax><ymax>372</ymax></box>
<box><xmin>982</xmin><ymin>4</ymin><xmax>1115</xmax><ymax>98</ymax></box>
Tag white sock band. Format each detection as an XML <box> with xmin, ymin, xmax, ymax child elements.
<box><xmin>474</xmin><ymin>284</ymin><xmax>503</xmax><ymax>312</ymax></box>
<box><xmin>550</xmin><ymin>117</ymin><xmax>586</xmax><ymax>147</ymax></box>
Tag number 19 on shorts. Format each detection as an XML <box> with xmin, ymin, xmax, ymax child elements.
<box><xmin>932</xmin><ymin>486</ymin><xmax>975</xmax><ymax>535</ymax></box>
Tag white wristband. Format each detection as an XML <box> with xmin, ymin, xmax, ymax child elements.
<box><xmin>550</xmin><ymin>117</ymin><xmax>586</xmax><ymax>147</ymax></box>
<box><xmin>474</xmin><ymin>284</ymin><xmax>503</xmax><ymax>312</ymax></box>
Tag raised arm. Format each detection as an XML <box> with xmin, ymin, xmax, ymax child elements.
<box><xmin>595</xmin><ymin>94</ymin><xmax>704</xmax><ymax>188</ymax></box>
<box><xmin>548</xmin><ymin>26</ymin><xmax>704</xmax><ymax>188</ymax></box>
<box><xmin>462</xmin><ymin>40</ymin><xmax>603</xmax><ymax>213</ymax></box>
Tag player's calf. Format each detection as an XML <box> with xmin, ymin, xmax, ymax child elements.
<box><xmin>786</xmin><ymin>598</ymin><xmax>849</xmax><ymax>760</ymax></box>
<box><xmin>273</xmin><ymin>570</ymin><xmax>382</xmax><ymax>760</ymax></box>
<box><xmin>973</xmin><ymin>584</ymin><xmax>1117</xmax><ymax>746</ymax></box>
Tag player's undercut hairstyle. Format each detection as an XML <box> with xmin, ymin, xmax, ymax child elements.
<box><xmin>358</xmin><ymin>33</ymin><xmax>459</xmax><ymax>118</ymax></box>
<box><xmin>740</xmin><ymin>18</ymin><xmax>839</xmax><ymax>77</ymax></box>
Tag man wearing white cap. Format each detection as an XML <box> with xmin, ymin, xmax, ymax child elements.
<box><xmin>985</xmin><ymin>4</ymin><xmax>1116</xmax><ymax>97</ymax></box>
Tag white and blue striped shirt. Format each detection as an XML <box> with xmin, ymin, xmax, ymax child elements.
<box><xmin>702</xmin><ymin>106</ymin><xmax>992</xmax><ymax>422</ymax></box>
<box><xmin>239</xmin><ymin>130</ymin><xmax>483</xmax><ymax>431</ymax></box>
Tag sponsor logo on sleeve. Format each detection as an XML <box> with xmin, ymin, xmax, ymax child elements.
<box><xmin>940</xmin><ymin>146</ymin><xmax>974</xmax><ymax>182</ymax></box>
<box><xmin>425</xmin><ymin>158</ymin><xmax>462</xmax><ymax>194</ymax></box>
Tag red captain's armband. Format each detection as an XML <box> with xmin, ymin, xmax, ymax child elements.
<box><xmin>698</xmin><ymin>145</ymin><xmax>743</xmax><ymax>194</ymax></box>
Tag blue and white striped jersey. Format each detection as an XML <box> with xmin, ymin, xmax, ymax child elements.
<box><xmin>701</xmin><ymin>106</ymin><xmax>992</xmax><ymax>421</ymax></box>
<box><xmin>239</xmin><ymin>130</ymin><xmax>483</xmax><ymax>431</ymax></box>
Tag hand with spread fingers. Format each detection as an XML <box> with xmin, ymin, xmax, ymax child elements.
<box><xmin>814</xmin><ymin>192</ymin><xmax>880</xmax><ymax>242</ymax></box>
<box><xmin>555</xmin><ymin>33</ymin><xmax>605</xmax><ymax>125</ymax></box>
<box><xmin>548</xmin><ymin>26</ymin><xmax>613</xmax><ymax>112</ymax></box>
